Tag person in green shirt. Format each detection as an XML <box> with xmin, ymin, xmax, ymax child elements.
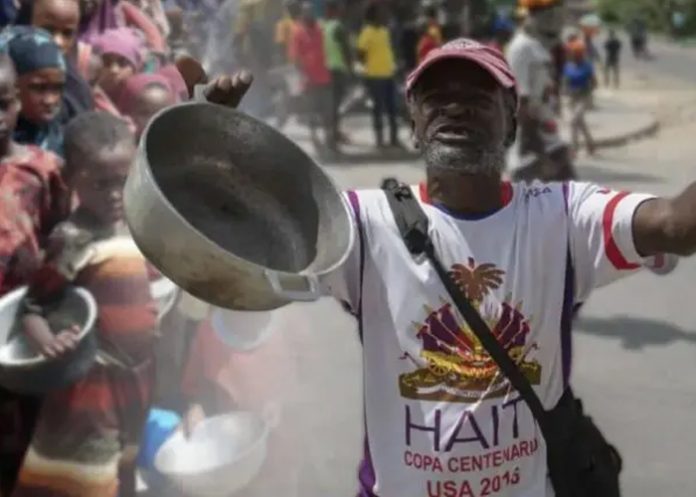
<box><xmin>357</xmin><ymin>2</ymin><xmax>401</xmax><ymax>148</ymax></box>
<box><xmin>322</xmin><ymin>0</ymin><xmax>353</xmax><ymax>146</ymax></box>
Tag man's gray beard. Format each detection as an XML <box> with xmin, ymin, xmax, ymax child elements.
<box><xmin>423</xmin><ymin>141</ymin><xmax>507</xmax><ymax>176</ymax></box>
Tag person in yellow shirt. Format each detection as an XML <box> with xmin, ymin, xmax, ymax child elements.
<box><xmin>357</xmin><ymin>2</ymin><xmax>401</xmax><ymax>148</ymax></box>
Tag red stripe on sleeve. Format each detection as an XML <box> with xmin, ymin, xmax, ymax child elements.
<box><xmin>603</xmin><ymin>192</ymin><xmax>641</xmax><ymax>270</ymax></box>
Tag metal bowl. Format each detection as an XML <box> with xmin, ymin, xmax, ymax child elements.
<box><xmin>155</xmin><ymin>411</ymin><xmax>269</xmax><ymax>497</ymax></box>
<box><xmin>0</xmin><ymin>286</ymin><xmax>98</xmax><ymax>394</ymax></box>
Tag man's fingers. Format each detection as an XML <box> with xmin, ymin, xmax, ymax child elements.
<box><xmin>50</xmin><ymin>341</ymin><xmax>65</xmax><ymax>356</ymax></box>
<box><xmin>57</xmin><ymin>333</ymin><xmax>78</xmax><ymax>350</ymax></box>
<box><xmin>204</xmin><ymin>71</ymin><xmax>253</xmax><ymax>108</ymax></box>
<box><xmin>230</xmin><ymin>70</ymin><xmax>253</xmax><ymax>107</ymax></box>
<box><xmin>215</xmin><ymin>75</ymin><xmax>233</xmax><ymax>95</ymax></box>
<box><xmin>43</xmin><ymin>345</ymin><xmax>58</xmax><ymax>358</ymax></box>
<box><xmin>204</xmin><ymin>75</ymin><xmax>231</xmax><ymax>104</ymax></box>
<box><xmin>239</xmin><ymin>70</ymin><xmax>252</xmax><ymax>85</ymax></box>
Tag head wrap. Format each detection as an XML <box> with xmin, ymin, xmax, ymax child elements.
<box><xmin>116</xmin><ymin>72</ymin><xmax>175</xmax><ymax>115</ymax></box>
<box><xmin>0</xmin><ymin>26</ymin><xmax>66</xmax><ymax>76</ymax></box>
<box><xmin>92</xmin><ymin>27</ymin><xmax>144</xmax><ymax>70</ymax></box>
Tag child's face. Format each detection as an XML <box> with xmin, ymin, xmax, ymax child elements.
<box><xmin>98</xmin><ymin>53</ymin><xmax>136</xmax><ymax>95</ymax></box>
<box><xmin>72</xmin><ymin>140</ymin><xmax>135</xmax><ymax>225</ymax></box>
<box><xmin>130</xmin><ymin>84</ymin><xmax>173</xmax><ymax>139</ymax></box>
<box><xmin>17</xmin><ymin>68</ymin><xmax>65</xmax><ymax>124</ymax></box>
<box><xmin>0</xmin><ymin>65</ymin><xmax>20</xmax><ymax>146</ymax></box>
<box><xmin>32</xmin><ymin>0</ymin><xmax>80</xmax><ymax>55</ymax></box>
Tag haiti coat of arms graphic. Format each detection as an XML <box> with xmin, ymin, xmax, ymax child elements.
<box><xmin>399</xmin><ymin>258</ymin><xmax>542</xmax><ymax>402</ymax></box>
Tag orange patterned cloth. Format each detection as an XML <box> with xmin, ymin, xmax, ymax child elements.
<box><xmin>12</xmin><ymin>221</ymin><xmax>157</xmax><ymax>497</ymax></box>
<box><xmin>0</xmin><ymin>147</ymin><xmax>67</xmax><ymax>295</ymax></box>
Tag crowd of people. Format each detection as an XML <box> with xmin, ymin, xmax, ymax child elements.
<box><xmin>0</xmin><ymin>1</ymin><xmax>302</xmax><ymax>497</ymax></box>
<box><xmin>271</xmin><ymin>0</ymin><xmax>404</xmax><ymax>151</ymax></box>
<box><xmin>251</xmin><ymin>0</ymin><xmax>631</xmax><ymax>167</ymax></box>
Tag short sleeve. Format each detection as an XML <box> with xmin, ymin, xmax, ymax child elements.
<box><xmin>567</xmin><ymin>182</ymin><xmax>655</xmax><ymax>302</ymax></box>
<box><xmin>357</xmin><ymin>27</ymin><xmax>371</xmax><ymax>52</ymax></box>
<box><xmin>320</xmin><ymin>191</ymin><xmax>362</xmax><ymax>316</ymax></box>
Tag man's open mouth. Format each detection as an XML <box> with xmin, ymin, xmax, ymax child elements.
<box><xmin>432</xmin><ymin>124</ymin><xmax>478</xmax><ymax>144</ymax></box>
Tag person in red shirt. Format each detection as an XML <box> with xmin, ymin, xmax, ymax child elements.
<box><xmin>416</xmin><ymin>17</ymin><xmax>440</xmax><ymax>63</ymax></box>
<box><xmin>291</xmin><ymin>2</ymin><xmax>334</xmax><ymax>150</ymax></box>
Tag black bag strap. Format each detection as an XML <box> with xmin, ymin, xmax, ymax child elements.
<box><xmin>383</xmin><ymin>184</ymin><xmax>552</xmax><ymax>436</ymax></box>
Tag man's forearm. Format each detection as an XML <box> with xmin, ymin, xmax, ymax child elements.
<box><xmin>665</xmin><ymin>182</ymin><xmax>696</xmax><ymax>254</ymax></box>
<box><xmin>634</xmin><ymin>182</ymin><xmax>696</xmax><ymax>257</ymax></box>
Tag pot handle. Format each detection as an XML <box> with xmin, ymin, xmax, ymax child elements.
<box><xmin>193</xmin><ymin>84</ymin><xmax>208</xmax><ymax>102</ymax></box>
<box><xmin>264</xmin><ymin>270</ymin><xmax>322</xmax><ymax>302</ymax></box>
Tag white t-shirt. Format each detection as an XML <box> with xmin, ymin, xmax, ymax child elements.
<box><xmin>506</xmin><ymin>31</ymin><xmax>552</xmax><ymax>108</ymax></box>
<box><xmin>324</xmin><ymin>181</ymin><xmax>653</xmax><ymax>497</ymax></box>
<box><xmin>505</xmin><ymin>30</ymin><xmax>564</xmax><ymax>169</ymax></box>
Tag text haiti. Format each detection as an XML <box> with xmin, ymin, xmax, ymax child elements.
<box><xmin>405</xmin><ymin>397</ymin><xmax>533</xmax><ymax>452</ymax></box>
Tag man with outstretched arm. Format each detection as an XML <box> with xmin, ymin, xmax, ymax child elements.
<box><xmin>180</xmin><ymin>40</ymin><xmax>694</xmax><ymax>497</ymax></box>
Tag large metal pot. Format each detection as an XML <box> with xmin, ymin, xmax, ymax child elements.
<box><xmin>0</xmin><ymin>286</ymin><xmax>98</xmax><ymax>395</ymax></box>
<box><xmin>124</xmin><ymin>100</ymin><xmax>354</xmax><ymax>311</ymax></box>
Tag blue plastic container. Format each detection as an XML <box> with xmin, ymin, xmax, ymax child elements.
<box><xmin>137</xmin><ymin>408</ymin><xmax>181</xmax><ymax>470</ymax></box>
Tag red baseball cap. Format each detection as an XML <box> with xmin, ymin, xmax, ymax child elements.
<box><xmin>406</xmin><ymin>38</ymin><xmax>517</xmax><ymax>100</ymax></box>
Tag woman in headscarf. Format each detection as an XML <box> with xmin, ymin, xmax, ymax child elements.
<box><xmin>86</xmin><ymin>48</ymin><xmax>129</xmax><ymax>122</ymax></box>
<box><xmin>0</xmin><ymin>26</ymin><xmax>67</xmax><ymax>156</ymax></box>
<box><xmin>26</xmin><ymin>0</ymin><xmax>94</xmax><ymax>123</ymax></box>
<box><xmin>92</xmin><ymin>27</ymin><xmax>143</xmax><ymax>103</ymax></box>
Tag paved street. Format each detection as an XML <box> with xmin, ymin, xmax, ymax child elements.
<box><xmin>276</xmin><ymin>33</ymin><xmax>696</xmax><ymax>497</ymax></box>
<box><xmin>568</xmin><ymin>42</ymin><xmax>696</xmax><ymax>494</ymax></box>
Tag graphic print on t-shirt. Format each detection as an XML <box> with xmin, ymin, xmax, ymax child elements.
<box><xmin>332</xmin><ymin>184</ymin><xmax>653</xmax><ymax>497</ymax></box>
<box><xmin>399</xmin><ymin>257</ymin><xmax>542</xmax><ymax>403</ymax></box>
